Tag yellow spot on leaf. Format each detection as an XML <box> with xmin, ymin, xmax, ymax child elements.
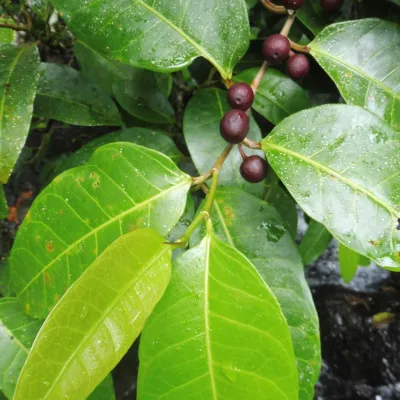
<box><xmin>44</xmin><ymin>273</ymin><xmax>51</xmax><ymax>286</ymax></box>
<box><xmin>46</xmin><ymin>241</ymin><xmax>55</xmax><ymax>252</ymax></box>
<box><xmin>25</xmin><ymin>304</ymin><xmax>30</xmax><ymax>313</ymax></box>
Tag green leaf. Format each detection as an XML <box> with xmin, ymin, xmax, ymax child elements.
<box><xmin>0</xmin><ymin>186</ymin><xmax>7</xmax><ymax>219</ymax></box>
<box><xmin>0</xmin><ymin>45</ymin><xmax>40</xmax><ymax>183</ymax></box>
<box><xmin>29</xmin><ymin>0</ymin><xmax>51</xmax><ymax>18</ymax></box>
<box><xmin>88</xmin><ymin>375</ymin><xmax>116</xmax><ymax>400</ymax></box>
<box><xmin>113</xmin><ymin>77</ymin><xmax>175</xmax><ymax>125</ymax></box>
<box><xmin>0</xmin><ymin>18</ymin><xmax>15</xmax><ymax>44</ymax></box>
<box><xmin>14</xmin><ymin>228</ymin><xmax>171</xmax><ymax>400</ymax></box>
<box><xmin>0</xmin><ymin>298</ymin><xmax>42</xmax><ymax>399</ymax></box>
<box><xmin>338</xmin><ymin>244</ymin><xmax>371</xmax><ymax>283</ymax></box>
<box><xmin>264</xmin><ymin>171</ymin><xmax>298</xmax><ymax>239</ymax></box>
<box><xmin>34</xmin><ymin>63</ymin><xmax>122</xmax><ymax>126</ymax></box>
<box><xmin>262</xmin><ymin>104</ymin><xmax>400</xmax><ymax>269</ymax></box>
<box><xmin>191</xmin><ymin>188</ymin><xmax>320</xmax><ymax>399</ymax></box>
<box><xmin>183</xmin><ymin>88</ymin><xmax>264</xmax><ymax>197</ymax></box>
<box><xmin>47</xmin><ymin>128</ymin><xmax>182</xmax><ymax>180</ymax></box>
<box><xmin>299</xmin><ymin>220</ymin><xmax>333</xmax><ymax>266</ymax></box>
<box><xmin>8</xmin><ymin>143</ymin><xmax>191</xmax><ymax>318</ymax></box>
<box><xmin>234</xmin><ymin>68</ymin><xmax>312</xmax><ymax>125</ymax></box>
<box><xmin>310</xmin><ymin>19</ymin><xmax>400</xmax><ymax>131</ymax></box>
<box><xmin>50</xmin><ymin>0</ymin><xmax>250</xmax><ymax>79</ymax></box>
<box><xmin>138</xmin><ymin>231</ymin><xmax>298</xmax><ymax>400</ymax></box>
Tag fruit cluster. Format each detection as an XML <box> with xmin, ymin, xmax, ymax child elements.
<box><xmin>220</xmin><ymin>83</ymin><xmax>269</xmax><ymax>183</ymax></box>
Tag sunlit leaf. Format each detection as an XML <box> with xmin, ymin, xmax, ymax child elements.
<box><xmin>14</xmin><ymin>229</ymin><xmax>170</xmax><ymax>400</ymax></box>
<box><xmin>310</xmin><ymin>19</ymin><xmax>400</xmax><ymax>130</ymax></box>
<box><xmin>0</xmin><ymin>18</ymin><xmax>14</xmax><ymax>44</ymax></box>
<box><xmin>8</xmin><ymin>143</ymin><xmax>191</xmax><ymax>318</ymax></box>
<box><xmin>138</xmin><ymin>231</ymin><xmax>298</xmax><ymax>400</ymax></box>
<box><xmin>191</xmin><ymin>188</ymin><xmax>320</xmax><ymax>399</ymax></box>
<box><xmin>299</xmin><ymin>220</ymin><xmax>333</xmax><ymax>265</ymax></box>
<box><xmin>34</xmin><ymin>63</ymin><xmax>122</xmax><ymax>126</ymax></box>
<box><xmin>50</xmin><ymin>0</ymin><xmax>250</xmax><ymax>79</ymax></box>
<box><xmin>338</xmin><ymin>244</ymin><xmax>371</xmax><ymax>283</ymax></box>
<box><xmin>234</xmin><ymin>68</ymin><xmax>311</xmax><ymax>125</ymax></box>
<box><xmin>183</xmin><ymin>88</ymin><xmax>264</xmax><ymax>197</ymax></box>
<box><xmin>262</xmin><ymin>104</ymin><xmax>400</xmax><ymax>269</ymax></box>
<box><xmin>0</xmin><ymin>45</ymin><xmax>40</xmax><ymax>183</ymax></box>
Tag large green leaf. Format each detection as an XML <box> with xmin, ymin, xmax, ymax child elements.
<box><xmin>234</xmin><ymin>68</ymin><xmax>312</xmax><ymax>125</ymax></box>
<box><xmin>299</xmin><ymin>220</ymin><xmax>333</xmax><ymax>265</ymax></box>
<box><xmin>338</xmin><ymin>244</ymin><xmax>370</xmax><ymax>283</ymax></box>
<box><xmin>0</xmin><ymin>186</ymin><xmax>7</xmax><ymax>219</ymax></box>
<box><xmin>183</xmin><ymin>88</ymin><xmax>264</xmax><ymax>197</ymax></box>
<box><xmin>47</xmin><ymin>128</ymin><xmax>182</xmax><ymax>180</ymax></box>
<box><xmin>191</xmin><ymin>188</ymin><xmax>320</xmax><ymax>399</ymax></box>
<box><xmin>7</xmin><ymin>143</ymin><xmax>191</xmax><ymax>318</ymax></box>
<box><xmin>0</xmin><ymin>45</ymin><xmax>40</xmax><ymax>183</ymax></box>
<box><xmin>310</xmin><ymin>19</ymin><xmax>400</xmax><ymax>131</ymax></box>
<box><xmin>138</xmin><ymin>231</ymin><xmax>298</xmax><ymax>400</ymax></box>
<box><xmin>14</xmin><ymin>229</ymin><xmax>170</xmax><ymax>400</ymax></box>
<box><xmin>262</xmin><ymin>104</ymin><xmax>400</xmax><ymax>269</ymax></box>
<box><xmin>34</xmin><ymin>63</ymin><xmax>122</xmax><ymax>126</ymax></box>
<box><xmin>50</xmin><ymin>0</ymin><xmax>250</xmax><ymax>79</ymax></box>
<box><xmin>0</xmin><ymin>18</ymin><xmax>14</xmax><ymax>44</ymax></box>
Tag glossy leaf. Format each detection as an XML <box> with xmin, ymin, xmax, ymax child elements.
<box><xmin>338</xmin><ymin>244</ymin><xmax>371</xmax><ymax>283</ymax></box>
<box><xmin>234</xmin><ymin>68</ymin><xmax>311</xmax><ymax>125</ymax></box>
<box><xmin>262</xmin><ymin>104</ymin><xmax>400</xmax><ymax>269</ymax></box>
<box><xmin>113</xmin><ymin>77</ymin><xmax>174</xmax><ymax>125</ymax></box>
<box><xmin>264</xmin><ymin>171</ymin><xmax>298</xmax><ymax>239</ymax></box>
<box><xmin>48</xmin><ymin>128</ymin><xmax>182</xmax><ymax>180</ymax></box>
<box><xmin>8</xmin><ymin>143</ymin><xmax>191</xmax><ymax>318</ymax></box>
<box><xmin>310</xmin><ymin>19</ymin><xmax>400</xmax><ymax>130</ymax></box>
<box><xmin>0</xmin><ymin>18</ymin><xmax>14</xmax><ymax>44</ymax></box>
<box><xmin>0</xmin><ymin>186</ymin><xmax>7</xmax><ymax>219</ymax></box>
<box><xmin>0</xmin><ymin>45</ymin><xmax>40</xmax><ymax>183</ymax></box>
<box><xmin>34</xmin><ymin>63</ymin><xmax>122</xmax><ymax>126</ymax></box>
<box><xmin>50</xmin><ymin>0</ymin><xmax>250</xmax><ymax>79</ymax></box>
<box><xmin>183</xmin><ymin>88</ymin><xmax>264</xmax><ymax>197</ymax></box>
<box><xmin>138</xmin><ymin>231</ymin><xmax>298</xmax><ymax>400</ymax></box>
<box><xmin>299</xmin><ymin>220</ymin><xmax>333</xmax><ymax>266</ymax></box>
<box><xmin>191</xmin><ymin>188</ymin><xmax>320</xmax><ymax>399</ymax></box>
<box><xmin>14</xmin><ymin>229</ymin><xmax>171</xmax><ymax>400</ymax></box>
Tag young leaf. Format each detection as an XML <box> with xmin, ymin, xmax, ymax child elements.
<box><xmin>138</xmin><ymin>232</ymin><xmax>298</xmax><ymax>400</ymax></box>
<box><xmin>234</xmin><ymin>68</ymin><xmax>311</xmax><ymax>125</ymax></box>
<box><xmin>183</xmin><ymin>88</ymin><xmax>264</xmax><ymax>197</ymax></box>
<box><xmin>338</xmin><ymin>244</ymin><xmax>371</xmax><ymax>283</ymax></box>
<box><xmin>0</xmin><ymin>45</ymin><xmax>40</xmax><ymax>183</ymax></box>
<box><xmin>310</xmin><ymin>19</ymin><xmax>400</xmax><ymax>131</ymax></box>
<box><xmin>8</xmin><ymin>143</ymin><xmax>191</xmax><ymax>318</ymax></box>
<box><xmin>191</xmin><ymin>188</ymin><xmax>320</xmax><ymax>400</ymax></box>
<box><xmin>0</xmin><ymin>186</ymin><xmax>7</xmax><ymax>219</ymax></box>
<box><xmin>46</xmin><ymin>128</ymin><xmax>182</xmax><ymax>180</ymax></box>
<box><xmin>299</xmin><ymin>220</ymin><xmax>333</xmax><ymax>266</ymax></box>
<box><xmin>264</xmin><ymin>171</ymin><xmax>298</xmax><ymax>239</ymax></box>
<box><xmin>262</xmin><ymin>104</ymin><xmax>400</xmax><ymax>269</ymax></box>
<box><xmin>50</xmin><ymin>0</ymin><xmax>250</xmax><ymax>79</ymax></box>
<box><xmin>14</xmin><ymin>229</ymin><xmax>170</xmax><ymax>400</ymax></box>
<box><xmin>34</xmin><ymin>63</ymin><xmax>122</xmax><ymax>127</ymax></box>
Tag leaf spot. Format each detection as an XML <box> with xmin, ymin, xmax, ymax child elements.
<box><xmin>46</xmin><ymin>241</ymin><xmax>55</xmax><ymax>252</ymax></box>
<box><xmin>44</xmin><ymin>273</ymin><xmax>51</xmax><ymax>286</ymax></box>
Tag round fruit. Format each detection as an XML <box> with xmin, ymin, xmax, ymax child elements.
<box><xmin>263</xmin><ymin>34</ymin><xmax>291</xmax><ymax>65</ymax></box>
<box><xmin>220</xmin><ymin>110</ymin><xmax>250</xmax><ymax>144</ymax></box>
<box><xmin>320</xmin><ymin>0</ymin><xmax>344</xmax><ymax>12</ymax></box>
<box><xmin>240</xmin><ymin>155</ymin><xmax>269</xmax><ymax>183</ymax></box>
<box><xmin>281</xmin><ymin>0</ymin><xmax>304</xmax><ymax>10</ymax></box>
<box><xmin>227</xmin><ymin>83</ymin><xmax>255</xmax><ymax>111</ymax></box>
<box><xmin>286</xmin><ymin>54</ymin><xmax>310</xmax><ymax>79</ymax></box>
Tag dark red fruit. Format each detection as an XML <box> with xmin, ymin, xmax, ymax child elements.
<box><xmin>220</xmin><ymin>110</ymin><xmax>249</xmax><ymax>144</ymax></box>
<box><xmin>263</xmin><ymin>34</ymin><xmax>291</xmax><ymax>65</ymax></box>
<box><xmin>227</xmin><ymin>83</ymin><xmax>254</xmax><ymax>111</ymax></box>
<box><xmin>286</xmin><ymin>54</ymin><xmax>310</xmax><ymax>79</ymax></box>
<box><xmin>281</xmin><ymin>0</ymin><xmax>304</xmax><ymax>10</ymax></box>
<box><xmin>320</xmin><ymin>0</ymin><xmax>344</xmax><ymax>12</ymax></box>
<box><xmin>240</xmin><ymin>155</ymin><xmax>269</xmax><ymax>183</ymax></box>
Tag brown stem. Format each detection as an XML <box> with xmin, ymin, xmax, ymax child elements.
<box><xmin>0</xmin><ymin>22</ymin><xmax>29</xmax><ymax>31</ymax></box>
<box><xmin>250</xmin><ymin>61</ymin><xmax>268</xmax><ymax>94</ymax></box>
<box><xmin>192</xmin><ymin>144</ymin><xmax>233</xmax><ymax>186</ymax></box>
<box><xmin>289</xmin><ymin>39</ymin><xmax>310</xmax><ymax>54</ymax></box>
<box><xmin>238</xmin><ymin>144</ymin><xmax>248</xmax><ymax>160</ymax></box>
<box><xmin>243</xmin><ymin>138</ymin><xmax>262</xmax><ymax>149</ymax></box>
<box><xmin>260</xmin><ymin>0</ymin><xmax>287</xmax><ymax>14</ymax></box>
<box><xmin>280</xmin><ymin>10</ymin><xmax>296</xmax><ymax>37</ymax></box>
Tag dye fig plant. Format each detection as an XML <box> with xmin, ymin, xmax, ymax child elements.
<box><xmin>0</xmin><ymin>0</ymin><xmax>399</xmax><ymax>399</ymax></box>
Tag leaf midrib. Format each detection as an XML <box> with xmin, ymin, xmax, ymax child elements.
<box><xmin>264</xmin><ymin>141</ymin><xmax>398</xmax><ymax>217</ymax></box>
<box><xmin>17</xmin><ymin>179</ymin><xmax>190</xmax><ymax>297</ymax></box>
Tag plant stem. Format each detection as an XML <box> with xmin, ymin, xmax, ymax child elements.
<box><xmin>289</xmin><ymin>39</ymin><xmax>310</xmax><ymax>54</ymax></box>
<box><xmin>243</xmin><ymin>138</ymin><xmax>262</xmax><ymax>149</ymax></box>
<box><xmin>250</xmin><ymin>61</ymin><xmax>268</xmax><ymax>94</ymax></box>
<box><xmin>0</xmin><ymin>22</ymin><xmax>29</xmax><ymax>31</ymax></box>
<box><xmin>238</xmin><ymin>143</ymin><xmax>247</xmax><ymax>160</ymax></box>
<box><xmin>260</xmin><ymin>0</ymin><xmax>287</xmax><ymax>14</ymax></box>
<box><xmin>192</xmin><ymin>144</ymin><xmax>233</xmax><ymax>186</ymax></box>
<box><xmin>280</xmin><ymin>10</ymin><xmax>296</xmax><ymax>37</ymax></box>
